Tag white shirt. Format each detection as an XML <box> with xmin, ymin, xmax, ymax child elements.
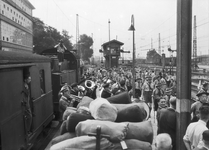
<box><xmin>183</xmin><ymin>120</ymin><xmax>208</xmax><ymax>149</ymax></box>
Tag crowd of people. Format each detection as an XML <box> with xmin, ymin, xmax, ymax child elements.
<box><xmin>55</xmin><ymin>66</ymin><xmax>209</xmax><ymax>150</ymax></box>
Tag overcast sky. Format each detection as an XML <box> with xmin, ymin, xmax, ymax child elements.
<box><xmin>30</xmin><ymin>0</ymin><xmax>209</xmax><ymax>59</ymax></box>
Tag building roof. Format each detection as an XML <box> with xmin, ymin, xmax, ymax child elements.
<box><xmin>102</xmin><ymin>39</ymin><xmax>124</xmax><ymax>47</ymax></box>
<box><xmin>25</xmin><ymin>0</ymin><xmax>35</xmax><ymax>9</ymax></box>
<box><xmin>0</xmin><ymin>50</ymin><xmax>50</xmax><ymax>64</ymax></box>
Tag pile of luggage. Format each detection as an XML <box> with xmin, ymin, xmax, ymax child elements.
<box><xmin>50</xmin><ymin>92</ymin><xmax>153</xmax><ymax>150</ymax></box>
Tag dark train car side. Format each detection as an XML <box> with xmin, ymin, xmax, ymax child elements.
<box><xmin>41</xmin><ymin>48</ymin><xmax>81</xmax><ymax>119</ymax></box>
<box><xmin>0</xmin><ymin>51</ymin><xmax>53</xmax><ymax>150</ymax></box>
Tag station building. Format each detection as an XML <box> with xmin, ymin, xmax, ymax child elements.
<box><xmin>0</xmin><ymin>0</ymin><xmax>35</xmax><ymax>52</ymax></box>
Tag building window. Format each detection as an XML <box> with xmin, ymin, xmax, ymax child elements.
<box><xmin>6</xmin><ymin>38</ymin><xmax>9</xmax><ymax>41</ymax></box>
<box><xmin>7</xmin><ymin>7</ymin><xmax>9</xmax><ymax>11</ymax></box>
<box><xmin>4</xmin><ymin>4</ymin><xmax>5</xmax><ymax>8</ymax></box>
<box><xmin>2</xmin><ymin>10</ymin><xmax>4</xmax><ymax>15</ymax></box>
<box><xmin>3</xmin><ymin>37</ymin><xmax>5</xmax><ymax>40</ymax></box>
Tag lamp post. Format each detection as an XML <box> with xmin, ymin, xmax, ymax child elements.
<box><xmin>128</xmin><ymin>15</ymin><xmax>136</xmax><ymax>98</ymax></box>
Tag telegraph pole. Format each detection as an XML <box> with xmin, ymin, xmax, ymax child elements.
<box><xmin>76</xmin><ymin>14</ymin><xmax>80</xmax><ymax>57</ymax></box>
<box><xmin>158</xmin><ymin>33</ymin><xmax>161</xmax><ymax>55</ymax></box>
<box><xmin>193</xmin><ymin>15</ymin><xmax>197</xmax><ymax>71</ymax></box>
<box><xmin>176</xmin><ymin>0</ymin><xmax>192</xmax><ymax>149</ymax></box>
<box><xmin>108</xmin><ymin>19</ymin><xmax>111</xmax><ymax>69</ymax></box>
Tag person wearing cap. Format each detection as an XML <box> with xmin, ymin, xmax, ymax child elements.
<box><xmin>152</xmin><ymin>75</ymin><xmax>161</xmax><ymax>89</ymax></box>
<box><xmin>157</xmin><ymin>96</ymin><xmax>177</xmax><ymax>150</ymax></box>
<box><xmin>200</xmin><ymin>81</ymin><xmax>209</xmax><ymax>93</ymax></box>
<box><xmin>111</xmin><ymin>81</ymin><xmax>120</xmax><ymax>95</ymax></box>
<box><xmin>198</xmin><ymin>82</ymin><xmax>209</xmax><ymax>103</ymax></box>
<box><xmin>169</xmin><ymin>77</ymin><xmax>177</xmax><ymax>96</ymax></box>
<box><xmin>70</xmin><ymin>82</ymin><xmax>81</xmax><ymax>107</ymax></box>
<box><xmin>128</xmin><ymin>78</ymin><xmax>141</xmax><ymax>99</ymax></box>
<box><xmin>160</xmin><ymin>75</ymin><xmax>167</xmax><ymax>87</ymax></box>
<box><xmin>126</xmin><ymin>77</ymin><xmax>132</xmax><ymax>92</ymax></box>
<box><xmin>152</xmin><ymin>82</ymin><xmax>164</xmax><ymax>112</ymax></box>
<box><xmin>115</xmin><ymin>80</ymin><xmax>128</xmax><ymax>95</ymax></box>
<box><xmin>191</xmin><ymin>91</ymin><xmax>209</xmax><ymax>123</ymax></box>
<box><xmin>101</xmin><ymin>83</ymin><xmax>111</xmax><ymax>98</ymax></box>
<box><xmin>59</xmin><ymin>84</ymin><xmax>74</xmax><ymax>115</ymax></box>
<box><xmin>22</xmin><ymin>70</ymin><xmax>33</xmax><ymax>135</ymax></box>
<box><xmin>183</xmin><ymin>104</ymin><xmax>209</xmax><ymax>150</ymax></box>
<box><xmin>195</xmin><ymin>130</ymin><xmax>209</xmax><ymax>150</ymax></box>
<box><xmin>70</xmin><ymin>83</ymin><xmax>79</xmax><ymax>96</ymax></box>
<box><xmin>141</xmin><ymin>75</ymin><xmax>153</xmax><ymax>109</ymax></box>
<box><xmin>164</xmin><ymin>88</ymin><xmax>173</xmax><ymax>107</ymax></box>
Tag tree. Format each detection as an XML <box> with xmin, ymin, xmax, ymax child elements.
<box><xmin>78</xmin><ymin>34</ymin><xmax>94</xmax><ymax>62</ymax></box>
<box><xmin>33</xmin><ymin>17</ymin><xmax>73</xmax><ymax>54</ymax></box>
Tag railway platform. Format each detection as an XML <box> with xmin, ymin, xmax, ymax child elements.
<box><xmin>31</xmin><ymin>121</ymin><xmax>60</xmax><ymax>150</ymax></box>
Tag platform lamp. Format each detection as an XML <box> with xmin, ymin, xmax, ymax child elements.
<box><xmin>128</xmin><ymin>14</ymin><xmax>136</xmax><ymax>98</ymax></box>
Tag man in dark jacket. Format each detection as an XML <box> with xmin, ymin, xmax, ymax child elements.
<box><xmin>152</xmin><ymin>82</ymin><xmax>164</xmax><ymax>111</ymax></box>
<box><xmin>157</xmin><ymin>96</ymin><xmax>177</xmax><ymax>150</ymax></box>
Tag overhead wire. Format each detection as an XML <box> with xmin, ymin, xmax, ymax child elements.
<box><xmin>139</xmin><ymin>12</ymin><xmax>176</xmax><ymax>38</ymax></box>
<box><xmin>52</xmin><ymin>0</ymin><xmax>75</xmax><ymax>28</ymax></box>
<box><xmin>139</xmin><ymin>19</ymin><xmax>209</xmax><ymax>52</ymax></box>
<box><xmin>79</xmin><ymin>15</ymin><xmax>127</xmax><ymax>33</ymax></box>
<box><xmin>50</xmin><ymin>1</ymin><xmax>208</xmax><ymax>54</ymax></box>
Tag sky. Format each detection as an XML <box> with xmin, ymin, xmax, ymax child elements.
<box><xmin>29</xmin><ymin>0</ymin><xmax>209</xmax><ymax>59</ymax></box>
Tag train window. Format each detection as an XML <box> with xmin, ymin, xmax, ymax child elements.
<box><xmin>39</xmin><ymin>70</ymin><xmax>45</xmax><ymax>94</ymax></box>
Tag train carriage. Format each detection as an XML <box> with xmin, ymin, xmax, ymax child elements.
<box><xmin>41</xmin><ymin>48</ymin><xmax>81</xmax><ymax>119</ymax></box>
<box><xmin>0</xmin><ymin>51</ymin><xmax>53</xmax><ymax>150</ymax></box>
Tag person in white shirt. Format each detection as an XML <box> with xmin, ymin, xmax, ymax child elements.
<box><xmin>183</xmin><ymin>104</ymin><xmax>209</xmax><ymax>150</ymax></box>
